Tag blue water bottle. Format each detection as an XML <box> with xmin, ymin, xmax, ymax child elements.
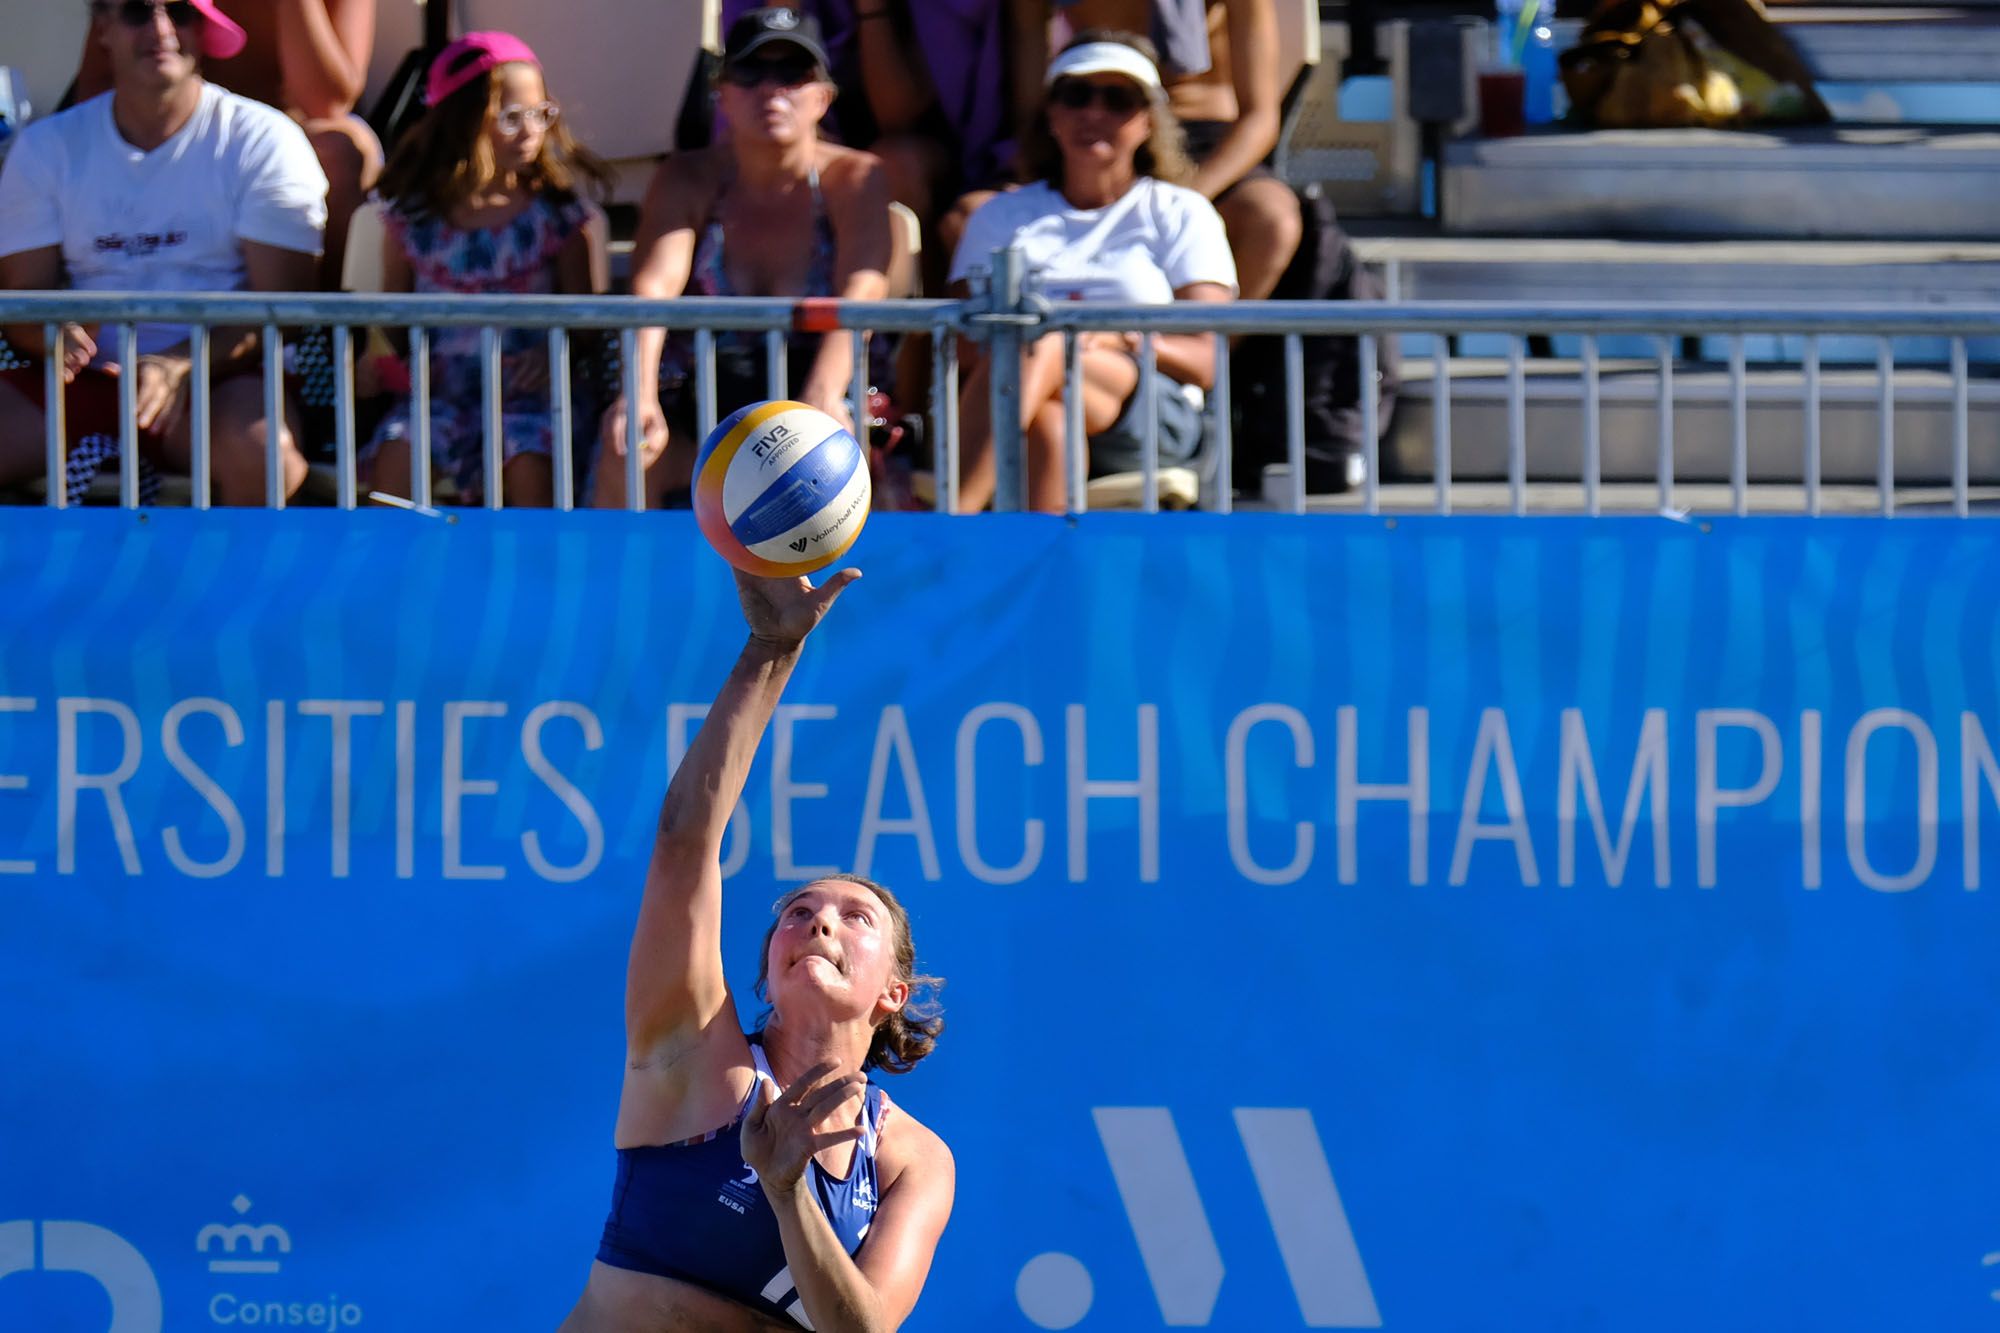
<box><xmin>1522</xmin><ymin>18</ymin><xmax>1559</xmax><ymax>125</ymax></box>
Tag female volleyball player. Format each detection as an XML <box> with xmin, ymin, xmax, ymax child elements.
<box><xmin>561</xmin><ymin>568</ymin><xmax>953</xmax><ymax>1332</ymax></box>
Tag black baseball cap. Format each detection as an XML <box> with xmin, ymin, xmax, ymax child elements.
<box><xmin>722</xmin><ymin>8</ymin><xmax>831</xmax><ymax>71</ymax></box>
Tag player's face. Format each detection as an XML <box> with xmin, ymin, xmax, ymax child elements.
<box><xmin>96</xmin><ymin>0</ymin><xmax>203</xmax><ymax>90</ymax></box>
<box><xmin>765</xmin><ymin>882</ymin><xmax>905</xmax><ymax>1023</ymax></box>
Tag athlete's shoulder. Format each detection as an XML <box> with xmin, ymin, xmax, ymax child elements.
<box><xmin>877</xmin><ymin>1094</ymin><xmax>953</xmax><ymax>1191</ymax></box>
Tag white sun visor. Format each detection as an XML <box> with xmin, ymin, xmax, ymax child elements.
<box><xmin>1044</xmin><ymin>41</ymin><xmax>1163</xmax><ymax>94</ymax></box>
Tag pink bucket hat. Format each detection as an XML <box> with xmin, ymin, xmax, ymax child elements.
<box><xmin>426</xmin><ymin>31</ymin><xmax>541</xmax><ymax>107</ymax></box>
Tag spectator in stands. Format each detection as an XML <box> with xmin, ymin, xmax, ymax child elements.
<box><xmin>595</xmin><ymin>8</ymin><xmax>892</xmax><ymax>510</ymax></box>
<box><xmin>717</xmin><ymin>0</ymin><xmax>1038</xmax><ymax>293</ymax></box>
<box><xmin>360</xmin><ymin>32</ymin><xmax>612</xmax><ymax>508</ymax></box>
<box><xmin>68</xmin><ymin>0</ymin><xmax>382</xmax><ymax>289</ymax></box>
<box><xmin>0</xmin><ymin>0</ymin><xmax>326</xmax><ymax>505</ymax></box>
<box><xmin>950</xmin><ymin>0</ymin><xmax>1299</xmax><ymax>301</ymax></box>
<box><xmin>949</xmin><ymin>31</ymin><xmax>1235</xmax><ymax>513</ymax></box>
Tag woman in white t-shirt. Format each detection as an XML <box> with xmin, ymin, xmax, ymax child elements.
<box><xmin>947</xmin><ymin>32</ymin><xmax>1237</xmax><ymax>513</ymax></box>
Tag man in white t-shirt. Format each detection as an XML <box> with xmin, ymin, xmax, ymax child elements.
<box><xmin>0</xmin><ymin>0</ymin><xmax>328</xmax><ymax>504</ymax></box>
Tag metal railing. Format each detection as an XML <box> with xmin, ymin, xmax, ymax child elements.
<box><xmin>5</xmin><ymin>277</ymin><xmax>2000</xmax><ymax>517</ymax></box>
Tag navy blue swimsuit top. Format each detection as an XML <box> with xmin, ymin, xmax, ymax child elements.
<box><xmin>595</xmin><ymin>1040</ymin><xmax>887</xmax><ymax>1326</ymax></box>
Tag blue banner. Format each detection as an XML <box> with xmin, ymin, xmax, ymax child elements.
<box><xmin>1</xmin><ymin>511</ymin><xmax>1995</xmax><ymax>1331</ymax></box>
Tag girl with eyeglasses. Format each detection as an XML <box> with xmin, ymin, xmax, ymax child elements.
<box><xmin>592</xmin><ymin>7</ymin><xmax>893</xmax><ymax>511</ymax></box>
<box><xmin>948</xmin><ymin>30</ymin><xmax>1238</xmax><ymax>513</ymax></box>
<box><xmin>359</xmin><ymin>32</ymin><xmax>613</xmax><ymax>507</ymax></box>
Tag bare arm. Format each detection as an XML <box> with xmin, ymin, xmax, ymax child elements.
<box><xmin>379</xmin><ymin>226</ymin><xmax>414</xmax><ymax>293</ymax></box>
<box><xmin>243</xmin><ymin>239</ymin><xmax>320</xmax><ymax>294</ymax></box>
<box><xmin>799</xmin><ymin>154</ymin><xmax>893</xmax><ymax>417</ymax></box>
<box><xmin>275</xmin><ymin>0</ymin><xmax>376</xmax><ymax>120</ymax></box>
<box><xmin>554</xmin><ymin>225</ymin><xmax>598</xmax><ymax>297</ymax></box>
<box><xmin>1107</xmin><ymin>281</ymin><xmax>1231</xmax><ymax>390</ymax></box>
<box><xmin>627</xmin><ymin>570</ymin><xmax>861</xmax><ymax>1059</ymax></box>
<box><xmin>0</xmin><ymin>246</ymin><xmax>80</xmax><ymax>357</ymax></box>
<box><xmin>1005</xmin><ymin>0</ymin><xmax>1048</xmax><ymax>177</ymax></box>
<box><xmin>751</xmin><ymin>1086</ymin><xmax>956</xmax><ymax>1333</ymax></box>
<box><xmin>625</xmin><ymin>156</ymin><xmax>704</xmax><ymax>407</ymax></box>
<box><xmin>855</xmin><ymin>2</ymin><xmax>937</xmax><ymax>135</ymax></box>
<box><xmin>199</xmin><ymin>239</ymin><xmax>321</xmax><ymax>372</ymax></box>
<box><xmin>1190</xmin><ymin>0</ymin><xmax>1283</xmax><ymax>201</ymax></box>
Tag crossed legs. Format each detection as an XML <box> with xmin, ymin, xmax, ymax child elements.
<box><xmin>954</xmin><ymin>333</ymin><xmax>1138</xmax><ymax>513</ymax></box>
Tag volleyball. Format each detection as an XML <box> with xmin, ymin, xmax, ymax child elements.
<box><xmin>693</xmin><ymin>400</ymin><xmax>872</xmax><ymax>577</ymax></box>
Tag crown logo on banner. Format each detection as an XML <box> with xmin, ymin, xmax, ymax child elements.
<box><xmin>196</xmin><ymin>1195</ymin><xmax>292</xmax><ymax>1275</ymax></box>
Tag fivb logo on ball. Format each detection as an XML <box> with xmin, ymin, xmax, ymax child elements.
<box><xmin>695</xmin><ymin>400</ymin><xmax>871</xmax><ymax>579</ymax></box>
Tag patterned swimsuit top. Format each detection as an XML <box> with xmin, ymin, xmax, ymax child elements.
<box><xmin>383</xmin><ymin>190</ymin><xmax>587</xmax><ymax>296</ymax></box>
<box><xmin>686</xmin><ymin>161</ymin><xmax>838</xmax><ymax>300</ymax></box>
<box><xmin>660</xmin><ymin>162</ymin><xmax>841</xmax><ymax>392</ymax></box>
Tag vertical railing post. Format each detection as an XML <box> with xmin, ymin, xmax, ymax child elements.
<box><xmin>1876</xmin><ymin>337</ymin><xmax>1895</xmax><ymax>518</ymax></box>
<box><xmin>987</xmin><ymin>245</ymin><xmax>1027</xmax><ymax>512</ymax></box>
<box><xmin>931</xmin><ymin>323</ymin><xmax>959</xmax><ymax>514</ymax></box>
<box><xmin>190</xmin><ymin>323</ymin><xmax>212</xmax><ymax>510</ymax></box>
<box><xmin>1063</xmin><ymin>331</ymin><xmax>1085</xmax><ymax>514</ymax></box>
<box><xmin>333</xmin><ymin>324</ymin><xmax>356</xmax><ymax>510</ymax></box>
<box><xmin>1359</xmin><ymin>333</ymin><xmax>1378</xmax><ymax>516</ymax></box>
<box><xmin>1212</xmin><ymin>333</ymin><xmax>1233</xmax><ymax>515</ymax></box>
<box><xmin>43</xmin><ymin>323</ymin><xmax>66</xmax><ymax>509</ymax></box>
<box><xmin>1580</xmin><ymin>335</ymin><xmax>1600</xmax><ymax>518</ymax></box>
<box><xmin>849</xmin><ymin>327</ymin><xmax>868</xmax><ymax>444</ymax></box>
<box><xmin>550</xmin><ymin>327</ymin><xmax>573</xmax><ymax>512</ymax></box>
<box><xmin>263</xmin><ymin>322</ymin><xmax>284</xmax><ymax>510</ymax></box>
<box><xmin>481</xmin><ymin>324</ymin><xmax>503</xmax><ymax>510</ymax></box>
<box><xmin>410</xmin><ymin>325</ymin><xmax>433</xmax><ymax>509</ymax></box>
<box><xmin>1803</xmin><ymin>335</ymin><xmax>1821</xmax><ymax>518</ymax></box>
<box><xmin>1505</xmin><ymin>333</ymin><xmax>1526</xmax><ymax>516</ymax></box>
<box><xmin>118</xmin><ymin>323</ymin><xmax>139</xmax><ymax>509</ymax></box>
<box><xmin>1655</xmin><ymin>336</ymin><xmax>1674</xmax><ymax>515</ymax></box>
<box><xmin>1951</xmin><ymin>336</ymin><xmax>1969</xmax><ymax>519</ymax></box>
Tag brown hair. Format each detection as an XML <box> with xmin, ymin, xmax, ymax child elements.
<box><xmin>1018</xmin><ymin>30</ymin><xmax>1195</xmax><ymax>189</ymax></box>
<box><xmin>754</xmin><ymin>873</ymin><xmax>944</xmax><ymax>1075</ymax></box>
<box><xmin>375</xmin><ymin>64</ymin><xmax>614</xmax><ymax>220</ymax></box>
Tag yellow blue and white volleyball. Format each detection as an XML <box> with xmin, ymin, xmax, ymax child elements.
<box><xmin>693</xmin><ymin>400</ymin><xmax>871</xmax><ymax>577</ymax></box>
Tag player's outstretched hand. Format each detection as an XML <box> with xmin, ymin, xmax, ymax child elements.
<box><xmin>736</xmin><ymin>567</ymin><xmax>860</xmax><ymax>651</ymax></box>
<box><xmin>741</xmin><ymin>1061</ymin><xmax>868</xmax><ymax>1196</ymax></box>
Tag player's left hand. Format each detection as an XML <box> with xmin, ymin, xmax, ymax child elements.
<box><xmin>741</xmin><ymin>1060</ymin><xmax>868</xmax><ymax>1197</ymax></box>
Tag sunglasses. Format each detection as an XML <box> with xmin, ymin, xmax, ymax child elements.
<box><xmin>101</xmin><ymin>0</ymin><xmax>204</xmax><ymax>29</ymax></box>
<box><xmin>722</xmin><ymin>57</ymin><xmax>820</xmax><ymax>89</ymax></box>
<box><xmin>495</xmin><ymin>101</ymin><xmax>560</xmax><ymax>136</ymax></box>
<box><xmin>1049</xmin><ymin>79</ymin><xmax>1148</xmax><ymax>116</ymax></box>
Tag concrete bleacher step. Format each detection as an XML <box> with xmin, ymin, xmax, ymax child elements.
<box><xmin>1351</xmin><ymin>236</ymin><xmax>2000</xmax><ymax>305</ymax></box>
<box><xmin>1776</xmin><ymin>7</ymin><xmax>2000</xmax><ymax>82</ymax></box>
<box><xmin>1388</xmin><ymin>358</ymin><xmax>2000</xmax><ymax>484</ymax></box>
<box><xmin>1442</xmin><ymin>125</ymin><xmax>2000</xmax><ymax>239</ymax></box>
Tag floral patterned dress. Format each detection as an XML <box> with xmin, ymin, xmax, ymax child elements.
<box><xmin>364</xmin><ymin>191</ymin><xmax>588</xmax><ymax>499</ymax></box>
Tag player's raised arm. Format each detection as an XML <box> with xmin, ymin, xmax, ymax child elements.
<box><xmin>624</xmin><ymin>569</ymin><xmax>862</xmax><ymax>1060</ymax></box>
